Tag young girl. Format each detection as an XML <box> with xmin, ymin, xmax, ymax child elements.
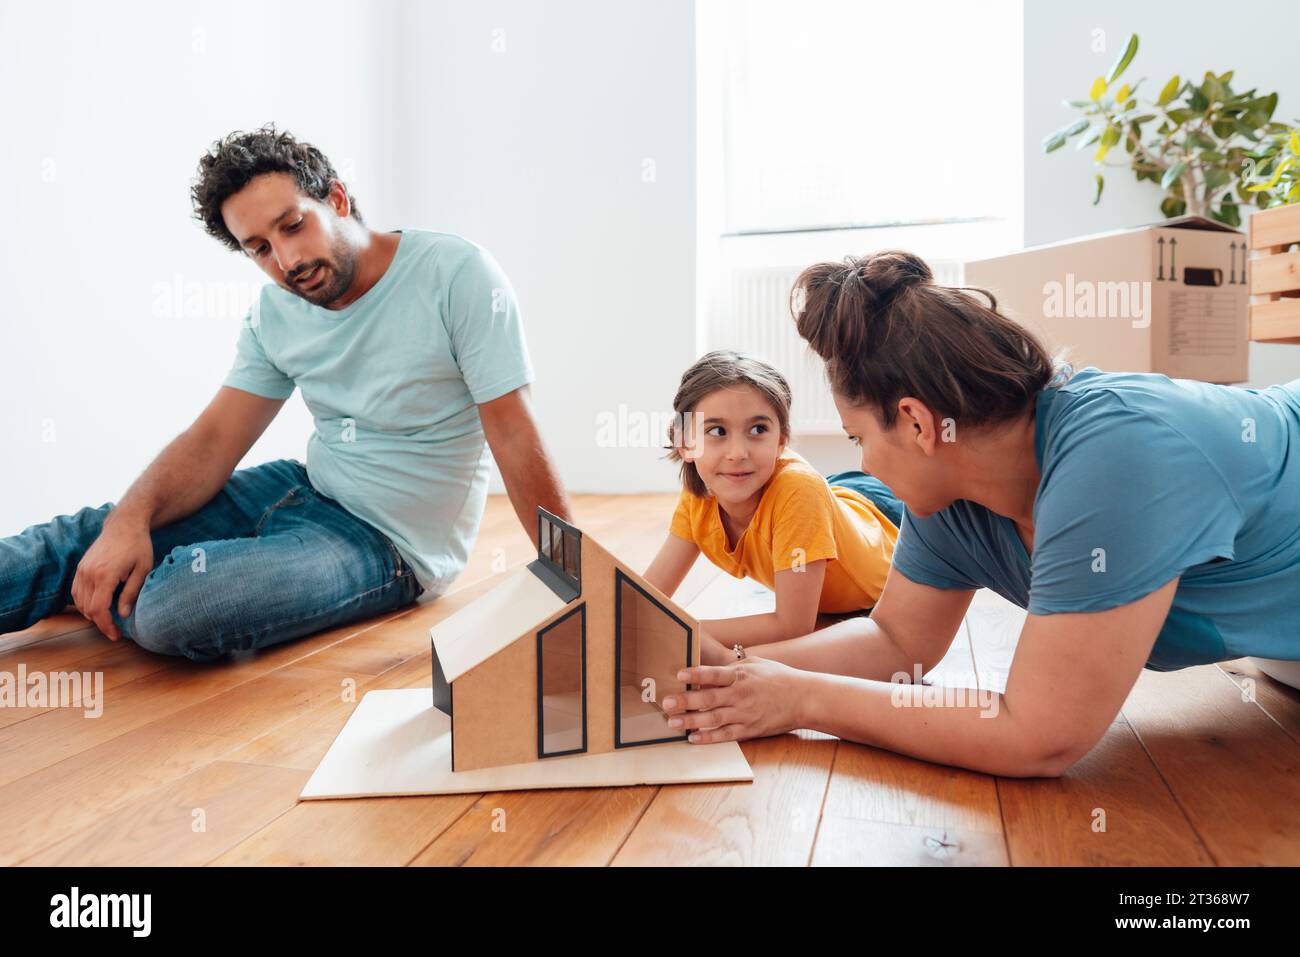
<box><xmin>643</xmin><ymin>350</ymin><xmax>903</xmax><ymax>665</ymax></box>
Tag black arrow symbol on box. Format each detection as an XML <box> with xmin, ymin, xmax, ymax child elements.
<box><xmin>1170</xmin><ymin>237</ymin><xmax>1178</xmax><ymax>281</ymax></box>
<box><xmin>1157</xmin><ymin>236</ymin><xmax>1166</xmax><ymax>280</ymax></box>
<box><xmin>1228</xmin><ymin>241</ymin><xmax>1237</xmax><ymax>283</ymax></box>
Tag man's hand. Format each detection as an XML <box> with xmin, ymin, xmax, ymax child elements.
<box><xmin>70</xmin><ymin>512</ymin><xmax>154</xmax><ymax>640</ymax></box>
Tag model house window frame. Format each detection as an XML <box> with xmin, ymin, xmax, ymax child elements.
<box><xmin>536</xmin><ymin>603</ymin><xmax>588</xmax><ymax>760</ymax></box>
<box><xmin>613</xmin><ymin>568</ymin><xmax>694</xmax><ymax>749</ymax></box>
<box><xmin>533</xmin><ymin>508</ymin><xmax>582</xmax><ymax>603</ymax></box>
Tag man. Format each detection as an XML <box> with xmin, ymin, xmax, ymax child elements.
<box><xmin>0</xmin><ymin>125</ymin><xmax>571</xmax><ymax>661</ymax></box>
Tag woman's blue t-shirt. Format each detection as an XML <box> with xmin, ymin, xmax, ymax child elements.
<box><xmin>891</xmin><ymin>367</ymin><xmax>1300</xmax><ymax>671</ymax></box>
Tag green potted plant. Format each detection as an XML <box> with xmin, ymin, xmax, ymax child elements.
<box><xmin>1042</xmin><ymin>33</ymin><xmax>1294</xmax><ymax>226</ymax></box>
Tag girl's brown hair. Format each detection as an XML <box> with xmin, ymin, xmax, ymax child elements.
<box><xmin>790</xmin><ymin>250</ymin><xmax>1057</xmax><ymax>429</ymax></box>
<box><xmin>666</xmin><ymin>350</ymin><xmax>793</xmax><ymax>498</ymax></box>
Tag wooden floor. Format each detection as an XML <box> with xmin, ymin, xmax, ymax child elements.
<box><xmin>2</xmin><ymin>494</ymin><xmax>1298</xmax><ymax>866</ymax></box>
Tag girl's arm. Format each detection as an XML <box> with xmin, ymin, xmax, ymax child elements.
<box><xmin>698</xmin><ymin>560</ymin><xmax>827</xmax><ymax>648</ymax></box>
<box><xmin>723</xmin><ymin>564</ymin><xmax>973</xmax><ymax>679</ymax></box>
<box><xmin>643</xmin><ymin>533</ymin><xmax>701</xmax><ymax>600</ymax></box>
<box><xmin>664</xmin><ymin>577</ymin><xmax>1180</xmax><ymax>778</ymax></box>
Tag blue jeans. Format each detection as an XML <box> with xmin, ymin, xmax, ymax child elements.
<box><xmin>823</xmin><ymin>470</ymin><xmax>905</xmax><ymax>529</ymax></box>
<box><xmin>0</xmin><ymin>459</ymin><xmax>424</xmax><ymax>662</ymax></box>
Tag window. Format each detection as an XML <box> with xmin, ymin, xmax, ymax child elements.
<box><xmin>700</xmin><ymin>0</ymin><xmax>1023</xmax><ymax>238</ymax></box>
<box><xmin>532</xmin><ymin>508</ymin><xmax>581</xmax><ymax>603</ymax></box>
<box><xmin>614</xmin><ymin>569</ymin><xmax>693</xmax><ymax>748</ymax></box>
<box><xmin>537</xmin><ymin>604</ymin><xmax>586</xmax><ymax>758</ymax></box>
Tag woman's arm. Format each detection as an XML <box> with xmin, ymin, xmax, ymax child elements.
<box><xmin>664</xmin><ymin>577</ymin><xmax>1180</xmax><ymax>778</ymax></box>
<box><xmin>730</xmin><ymin>565</ymin><xmax>974</xmax><ymax>681</ymax></box>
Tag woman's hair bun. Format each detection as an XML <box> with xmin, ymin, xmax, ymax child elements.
<box><xmin>848</xmin><ymin>250</ymin><xmax>932</xmax><ymax>304</ymax></box>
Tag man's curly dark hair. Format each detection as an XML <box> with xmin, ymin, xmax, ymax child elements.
<box><xmin>191</xmin><ymin>125</ymin><xmax>363</xmax><ymax>252</ymax></box>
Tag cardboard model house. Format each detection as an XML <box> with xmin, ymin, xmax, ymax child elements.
<box><xmin>429</xmin><ymin>507</ymin><xmax>700</xmax><ymax>773</ymax></box>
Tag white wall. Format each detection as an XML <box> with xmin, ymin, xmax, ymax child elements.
<box><xmin>0</xmin><ymin>0</ymin><xmax>697</xmax><ymax>538</ymax></box>
<box><xmin>392</xmin><ymin>0</ymin><xmax>697</xmax><ymax>495</ymax></box>
<box><xmin>1024</xmin><ymin>0</ymin><xmax>1300</xmax><ymax>388</ymax></box>
<box><xmin>0</xmin><ymin>0</ymin><xmax>404</xmax><ymax>535</ymax></box>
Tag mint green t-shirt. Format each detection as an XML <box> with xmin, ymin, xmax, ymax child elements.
<box><xmin>223</xmin><ymin>229</ymin><xmax>534</xmax><ymax>594</ymax></box>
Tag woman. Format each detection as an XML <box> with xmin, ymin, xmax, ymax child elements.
<box><xmin>662</xmin><ymin>250</ymin><xmax>1300</xmax><ymax>777</ymax></box>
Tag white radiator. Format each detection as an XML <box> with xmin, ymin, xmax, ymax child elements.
<box><xmin>710</xmin><ymin>260</ymin><xmax>965</xmax><ymax>434</ymax></box>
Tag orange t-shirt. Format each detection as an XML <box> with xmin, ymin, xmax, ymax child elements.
<box><xmin>669</xmin><ymin>449</ymin><xmax>899</xmax><ymax>613</ymax></box>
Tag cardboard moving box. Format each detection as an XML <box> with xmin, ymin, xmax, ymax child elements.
<box><xmin>965</xmin><ymin>216</ymin><xmax>1249</xmax><ymax>383</ymax></box>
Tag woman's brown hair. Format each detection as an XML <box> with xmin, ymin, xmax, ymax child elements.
<box><xmin>790</xmin><ymin>250</ymin><xmax>1057</xmax><ymax>429</ymax></box>
<box><xmin>665</xmin><ymin>350</ymin><xmax>793</xmax><ymax>498</ymax></box>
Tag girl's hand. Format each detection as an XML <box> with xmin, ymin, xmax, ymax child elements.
<box><xmin>661</xmin><ymin>659</ymin><xmax>807</xmax><ymax>744</ymax></box>
<box><xmin>699</xmin><ymin>627</ymin><xmax>732</xmax><ymax>666</ymax></box>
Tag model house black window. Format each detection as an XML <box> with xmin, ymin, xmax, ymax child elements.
<box><xmin>532</xmin><ymin>507</ymin><xmax>581</xmax><ymax>603</ymax></box>
<box><xmin>614</xmin><ymin>569</ymin><xmax>693</xmax><ymax>748</ymax></box>
<box><xmin>537</xmin><ymin>604</ymin><xmax>587</xmax><ymax>758</ymax></box>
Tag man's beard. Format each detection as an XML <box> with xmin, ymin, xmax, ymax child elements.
<box><xmin>285</xmin><ymin>236</ymin><xmax>358</xmax><ymax>307</ymax></box>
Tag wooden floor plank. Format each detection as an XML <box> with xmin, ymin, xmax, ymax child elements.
<box><xmin>0</xmin><ymin>610</ymin><xmax>93</xmax><ymax>655</ymax></box>
<box><xmin>410</xmin><ymin>787</ymin><xmax>659</xmax><ymax>866</ymax></box>
<box><xmin>611</xmin><ymin>730</ymin><xmax>837</xmax><ymax>866</ymax></box>
<box><xmin>207</xmin><ymin>795</ymin><xmax>478</xmax><ymax>866</ymax></box>
<box><xmin>812</xmin><ymin>740</ymin><xmax>1007</xmax><ymax>866</ymax></box>
<box><xmin>0</xmin><ymin>638</ymin><xmax>171</xmax><ymax>730</ymax></box>
<box><xmin>0</xmin><ymin>725</ymin><xmax>244</xmax><ymax>865</ymax></box>
<box><xmin>23</xmin><ymin>761</ymin><xmax>309</xmax><ymax>866</ymax></box>
<box><xmin>224</xmin><ymin>655</ymin><xmax>433</xmax><ymax>773</ymax></box>
<box><xmin>1119</xmin><ymin>664</ymin><xmax>1300</xmax><ymax>865</ymax></box>
<box><xmin>998</xmin><ymin>713</ymin><xmax>1214</xmax><ymax>866</ymax></box>
<box><xmin>0</xmin><ymin>607</ymin><xmax>417</xmax><ymax>788</ymax></box>
<box><xmin>1218</xmin><ymin>658</ymin><xmax>1300</xmax><ymax>746</ymax></box>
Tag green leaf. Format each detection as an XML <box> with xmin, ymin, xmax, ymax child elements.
<box><xmin>1161</xmin><ymin>197</ymin><xmax>1187</xmax><ymax>218</ymax></box>
<box><xmin>1167</xmin><ymin>108</ymin><xmax>1196</xmax><ymax>125</ymax></box>
<box><xmin>1089</xmin><ymin>76</ymin><xmax>1108</xmax><ymax>102</ymax></box>
<box><xmin>1094</xmin><ymin>173</ymin><xmax>1105</xmax><ymax>205</ymax></box>
<box><xmin>1157</xmin><ymin>75</ymin><xmax>1181</xmax><ymax>106</ymax></box>
<box><xmin>1043</xmin><ymin>122</ymin><xmax>1087</xmax><ymax>152</ymax></box>
<box><xmin>1116</xmin><ymin>83</ymin><xmax>1131</xmax><ymax>104</ymax></box>
<box><xmin>1212</xmin><ymin>119</ymin><xmax>1236</xmax><ymax>138</ymax></box>
<box><xmin>1064</xmin><ymin>99</ymin><xmax>1096</xmax><ymax>108</ymax></box>
<box><xmin>1076</xmin><ymin>126</ymin><xmax>1104</xmax><ymax>150</ymax></box>
<box><xmin>1106</xmin><ymin>34</ymin><xmax>1139</xmax><ymax>84</ymax></box>
<box><xmin>1234</xmin><ymin>117</ymin><xmax>1262</xmax><ymax>141</ymax></box>
<box><xmin>1246</xmin><ymin>156</ymin><xmax>1295</xmax><ymax>190</ymax></box>
<box><xmin>1214</xmin><ymin>202</ymin><xmax>1242</xmax><ymax>227</ymax></box>
<box><xmin>1203</xmin><ymin>73</ymin><xmax>1225</xmax><ymax>104</ymax></box>
<box><xmin>1205</xmin><ymin>168</ymin><xmax>1231</xmax><ymax>190</ymax></box>
<box><xmin>1219</xmin><ymin>71</ymin><xmax>1235</xmax><ymax>85</ymax></box>
<box><xmin>1187</xmin><ymin>131</ymin><xmax>1217</xmax><ymax>151</ymax></box>
<box><xmin>1188</xmin><ymin>86</ymin><xmax>1210</xmax><ymax>112</ymax></box>
<box><xmin>1161</xmin><ymin>160</ymin><xmax>1188</xmax><ymax>190</ymax></box>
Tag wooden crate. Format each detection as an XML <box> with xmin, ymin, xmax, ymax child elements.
<box><xmin>1249</xmin><ymin>203</ymin><xmax>1300</xmax><ymax>343</ymax></box>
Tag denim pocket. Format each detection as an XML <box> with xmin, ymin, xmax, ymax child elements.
<box><xmin>254</xmin><ymin>485</ymin><xmax>310</xmax><ymax>535</ymax></box>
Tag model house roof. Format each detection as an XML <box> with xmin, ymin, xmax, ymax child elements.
<box><xmin>429</xmin><ymin>564</ymin><xmax>569</xmax><ymax>682</ymax></box>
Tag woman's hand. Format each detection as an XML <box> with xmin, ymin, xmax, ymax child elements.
<box><xmin>661</xmin><ymin>659</ymin><xmax>809</xmax><ymax>744</ymax></box>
